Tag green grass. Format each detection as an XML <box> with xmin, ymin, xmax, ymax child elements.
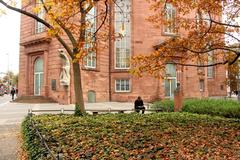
<box><xmin>152</xmin><ymin>98</ymin><xmax>240</xmax><ymax>118</ymax></box>
<box><xmin>22</xmin><ymin>113</ymin><xmax>240</xmax><ymax>159</ymax></box>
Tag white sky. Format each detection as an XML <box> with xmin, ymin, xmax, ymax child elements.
<box><xmin>0</xmin><ymin>1</ymin><xmax>21</xmax><ymax>76</ymax></box>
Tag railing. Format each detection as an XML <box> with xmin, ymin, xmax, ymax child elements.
<box><xmin>28</xmin><ymin>114</ymin><xmax>63</xmax><ymax>160</ymax></box>
<box><xmin>28</xmin><ymin>107</ymin><xmax>162</xmax><ymax>116</ymax></box>
<box><xmin>26</xmin><ymin>104</ymin><xmax>161</xmax><ymax>159</ymax></box>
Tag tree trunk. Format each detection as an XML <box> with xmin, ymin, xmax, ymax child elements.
<box><xmin>72</xmin><ymin>62</ymin><xmax>85</xmax><ymax>112</ymax></box>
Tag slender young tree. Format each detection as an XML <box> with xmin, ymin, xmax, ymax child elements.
<box><xmin>0</xmin><ymin>0</ymin><xmax>120</xmax><ymax>112</ymax></box>
<box><xmin>132</xmin><ymin>0</ymin><xmax>240</xmax><ymax>77</ymax></box>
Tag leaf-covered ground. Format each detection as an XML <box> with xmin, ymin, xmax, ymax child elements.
<box><xmin>30</xmin><ymin>113</ymin><xmax>240</xmax><ymax>159</ymax></box>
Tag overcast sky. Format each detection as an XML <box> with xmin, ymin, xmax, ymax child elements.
<box><xmin>0</xmin><ymin>1</ymin><xmax>21</xmax><ymax>76</ymax></box>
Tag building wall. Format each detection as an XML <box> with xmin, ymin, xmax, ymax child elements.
<box><xmin>18</xmin><ymin>0</ymin><xmax>227</xmax><ymax>104</ymax></box>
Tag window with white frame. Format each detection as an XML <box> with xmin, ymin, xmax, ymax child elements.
<box><xmin>196</xmin><ymin>11</ymin><xmax>210</xmax><ymax>29</ymax></box>
<box><xmin>35</xmin><ymin>0</ymin><xmax>45</xmax><ymax>33</ymax></box>
<box><xmin>115</xmin><ymin>0</ymin><xmax>131</xmax><ymax>69</ymax></box>
<box><xmin>199</xmin><ymin>79</ymin><xmax>205</xmax><ymax>92</ymax></box>
<box><xmin>115</xmin><ymin>79</ymin><xmax>130</xmax><ymax>92</ymax></box>
<box><xmin>84</xmin><ymin>7</ymin><xmax>96</xmax><ymax>68</ymax></box>
<box><xmin>164</xmin><ymin>3</ymin><xmax>176</xmax><ymax>34</ymax></box>
<box><xmin>207</xmin><ymin>52</ymin><xmax>214</xmax><ymax>78</ymax></box>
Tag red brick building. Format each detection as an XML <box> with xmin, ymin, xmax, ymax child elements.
<box><xmin>18</xmin><ymin>0</ymin><xmax>227</xmax><ymax>104</ymax></box>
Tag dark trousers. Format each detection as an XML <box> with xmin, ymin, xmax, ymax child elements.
<box><xmin>135</xmin><ymin>106</ymin><xmax>145</xmax><ymax>114</ymax></box>
<box><xmin>11</xmin><ymin>94</ymin><xmax>14</xmax><ymax>100</ymax></box>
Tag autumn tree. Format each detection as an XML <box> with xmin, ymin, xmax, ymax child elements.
<box><xmin>132</xmin><ymin>0</ymin><xmax>240</xmax><ymax>77</ymax></box>
<box><xmin>227</xmin><ymin>58</ymin><xmax>240</xmax><ymax>96</ymax></box>
<box><xmin>0</xmin><ymin>0</ymin><xmax>123</xmax><ymax>112</ymax></box>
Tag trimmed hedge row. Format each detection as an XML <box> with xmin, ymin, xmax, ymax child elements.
<box><xmin>152</xmin><ymin>98</ymin><xmax>240</xmax><ymax>118</ymax></box>
<box><xmin>21</xmin><ymin>113</ymin><xmax>240</xmax><ymax>159</ymax></box>
<box><xmin>21</xmin><ymin>116</ymin><xmax>48</xmax><ymax>159</ymax></box>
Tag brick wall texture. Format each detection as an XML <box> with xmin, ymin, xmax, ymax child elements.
<box><xmin>18</xmin><ymin>1</ymin><xmax>227</xmax><ymax>104</ymax></box>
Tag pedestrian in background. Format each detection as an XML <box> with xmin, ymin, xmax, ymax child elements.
<box><xmin>10</xmin><ymin>88</ymin><xmax>15</xmax><ymax>101</ymax></box>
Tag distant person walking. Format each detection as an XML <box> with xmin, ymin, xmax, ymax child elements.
<box><xmin>10</xmin><ymin>88</ymin><xmax>15</xmax><ymax>101</ymax></box>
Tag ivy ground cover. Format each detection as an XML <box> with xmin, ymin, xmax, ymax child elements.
<box><xmin>22</xmin><ymin>113</ymin><xmax>240</xmax><ymax>159</ymax></box>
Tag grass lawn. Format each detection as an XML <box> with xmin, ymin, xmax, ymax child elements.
<box><xmin>22</xmin><ymin>113</ymin><xmax>240</xmax><ymax>159</ymax></box>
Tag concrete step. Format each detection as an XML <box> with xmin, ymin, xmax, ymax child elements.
<box><xmin>13</xmin><ymin>96</ymin><xmax>56</xmax><ymax>103</ymax></box>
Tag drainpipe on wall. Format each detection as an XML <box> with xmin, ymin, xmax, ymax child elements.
<box><xmin>108</xmin><ymin>3</ymin><xmax>112</xmax><ymax>101</ymax></box>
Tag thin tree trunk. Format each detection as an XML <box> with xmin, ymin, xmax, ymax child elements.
<box><xmin>72</xmin><ymin>62</ymin><xmax>85</xmax><ymax>112</ymax></box>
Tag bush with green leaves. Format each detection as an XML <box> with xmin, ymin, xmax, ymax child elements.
<box><xmin>21</xmin><ymin>116</ymin><xmax>47</xmax><ymax>159</ymax></box>
<box><xmin>74</xmin><ymin>104</ymin><xmax>82</xmax><ymax>116</ymax></box>
<box><xmin>183</xmin><ymin>98</ymin><xmax>240</xmax><ymax>118</ymax></box>
<box><xmin>151</xmin><ymin>99</ymin><xmax>174</xmax><ymax>112</ymax></box>
<box><xmin>152</xmin><ymin>98</ymin><xmax>240</xmax><ymax>118</ymax></box>
<box><xmin>22</xmin><ymin>113</ymin><xmax>240</xmax><ymax>159</ymax></box>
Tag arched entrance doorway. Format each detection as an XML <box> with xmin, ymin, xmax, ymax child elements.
<box><xmin>34</xmin><ymin>58</ymin><xmax>44</xmax><ymax>95</ymax></box>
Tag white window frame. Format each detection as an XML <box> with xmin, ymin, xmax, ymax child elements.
<box><xmin>164</xmin><ymin>3</ymin><xmax>176</xmax><ymax>34</ymax></box>
<box><xmin>35</xmin><ymin>0</ymin><xmax>45</xmax><ymax>33</ymax></box>
<box><xmin>164</xmin><ymin>77</ymin><xmax>177</xmax><ymax>98</ymax></box>
<box><xmin>199</xmin><ymin>79</ymin><xmax>205</xmax><ymax>92</ymax></box>
<box><xmin>207</xmin><ymin>52</ymin><xmax>214</xmax><ymax>78</ymax></box>
<box><xmin>115</xmin><ymin>79</ymin><xmax>131</xmax><ymax>92</ymax></box>
<box><xmin>84</xmin><ymin>7</ymin><xmax>97</xmax><ymax>69</ymax></box>
<box><xmin>114</xmin><ymin>0</ymin><xmax>131</xmax><ymax>69</ymax></box>
<box><xmin>164</xmin><ymin>63</ymin><xmax>177</xmax><ymax>98</ymax></box>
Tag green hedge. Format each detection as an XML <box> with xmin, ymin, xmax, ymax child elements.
<box><xmin>152</xmin><ymin>99</ymin><xmax>174</xmax><ymax>112</ymax></box>
<box><xmin>21</xmin><ymin>113</ymin><xmax>240</xmax><ymax>159</ymax></box>
<box><xmin>21</xmin><ymin>116</ymin><xmax>48</xmax><ymax>159</ymax></box>
<box><xmin>152</xmin><ymin>98</ymin><xmax>240</xmax><ymax>118</ymax></box>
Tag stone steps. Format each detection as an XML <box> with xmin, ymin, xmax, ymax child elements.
<box><xmin>13</xmin><ymin>96</ymin><xmax>56</xmax><ymax>103</ymax></box>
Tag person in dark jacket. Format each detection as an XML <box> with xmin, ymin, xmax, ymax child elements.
<box><xmin>10</xmin><ymin>88</ymin><xmax>15</xmax><ymax>101</ymax></box>
<box><xmin>134</xmin><ymin>96</ymin><xmax>145</xmax><ymax>114</ymax></box>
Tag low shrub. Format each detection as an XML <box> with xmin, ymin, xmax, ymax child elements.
<box><xmin>183</xmin><ymin>98</ymin><xmax>240</xmax><ymax>119</ymax></box>
<box><xmin>21</xmin><ymin>113</ymin><xmax>240</xmax><ymax>159</ymax></box>
<box><xmin>151</xmin><ymin>99</ymin><xmax>174</xmax><ymax>112</ymax></box>
<box><xmin>74</xmin><ymin>104</ymin><xmax>82</xmax><ymax>116</ymax></box>
<box><xmin>21</xmin><ymin>116</ymin><xmax>47</xmax><ymax>159</ymax></box>
<box><xmin>151</xmin><ymin>98</ymin><xmax>240</xmax><ymax>118</ymax></box>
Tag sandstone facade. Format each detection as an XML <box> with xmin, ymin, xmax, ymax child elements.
<box><xmin>18</xmin><ymin>1</ymin><xmax>227</xmax><ymax>104</ymax></box>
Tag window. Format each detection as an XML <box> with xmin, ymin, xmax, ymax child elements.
<box><xmin>84</xmin><ymin>7</ymin><xmax>96</xmax><ymax>68</ymax></box>
<box><xmin>196</xmin><ymin>12</ymin><xmax>210</xmax><ymax>30</ymax></box>
<box><xmin>207</xmin><ymin>52</ymin><xmax>214</xmax><ymax>78</ymax></box>
<box><xmin>115</xmin><ymin>79</ymin><xmax>130</xmax><ymax>92</ymax></box>
<box><xmin>197</xmin><ymin>60</ymin><xmax>205</xmax><ymax>74</ymax></box>
<box><xmin>199</xmin><ymin>79</ymin><xmax>205</xmax><ymax>92</ymax></box>
<box><xmin>35</xmin><ymin>0</ymin><xmax>45</xmax><ymax>33</ymax></box>
<box><xmin>165</xmin><ymin>64</ymin><xmax>176</xmax><ymax>98</ymax></box>
<box><xmin>34</xmin><ymin>58</ymin><xmax>44</xmax><ymax>95</ymax></box>
<box><xmin>165</xmin><ymin>63</ymin><xmax>176</xmax><ymax>77</ymax></box>
<box><xmin>164</xmin><ymin>3</ymin><xmax>176</xmax><ymax>34</ymax></box>
<box><xmin>115</xmin><ymin>0</ymin><xmax>131</xmax><ymax>69</ymax></box>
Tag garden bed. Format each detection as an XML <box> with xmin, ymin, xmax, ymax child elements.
<box><xmin>22</xmin><ymin>113</ymin><xmax>240</xmax><ymax>159</ymax></box>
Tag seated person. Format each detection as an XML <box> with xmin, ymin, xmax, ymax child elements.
<box><xmin>134</xmin><ymin>96</ymin><xmax>145</xmax><ymax>114</ymax></box>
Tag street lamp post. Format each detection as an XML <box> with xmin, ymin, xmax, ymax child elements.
<box><xmin>6</xmin><ymin>53</ymin><xmax>10</xmax><ymax>93</ymax></box>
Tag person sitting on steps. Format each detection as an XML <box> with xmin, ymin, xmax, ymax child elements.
<box><xmin>134</xmin><ymin>96</ymin><xmax>145</xmax><ymax>114</ymax></box>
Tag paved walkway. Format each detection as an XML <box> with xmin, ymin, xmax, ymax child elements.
<box><xmin>0</xmin><ymin>124</ymin><xmax>20</xmax><ymax>160</ymax></box>
<box><xmin>0</xmin><ymin>101</ymin><xmax>135</xmax><ymax>159</ymax></box>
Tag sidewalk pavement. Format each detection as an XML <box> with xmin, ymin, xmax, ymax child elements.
<box><xmin>0</xmin><ymin>101</ymin><xmax>137</xmax><ymax>160</ymax></box>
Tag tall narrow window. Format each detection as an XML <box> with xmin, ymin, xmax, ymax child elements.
<box><xmin>165</xmin><ymin>64</ymin><xmax>176</xmax><ymax>98</ymax></box>
<box><xmin>199</xmin><ymin>79</ymin><xmax>205</xmax><ymax>92</ymax></box>
<box><xmin>207</xmin><ymin>52</ymin><xmax>214</xmax><ymax>78</ymax></box>
<box><xmin>115</xmin><ymin>0</ymin><xmax>131</xmax><ymax>69</ymax></box>
<box><xmin>164</xmin><ymin>3</ymin><xmax>176</xmax><ymax>34</ymax></box>
<box><xmin>84</xmin><ymin>7</ymin><xmax>97</xmax><ymax>68</ymax></box>
<box><xmin>35</xmin><ymin>0</ymin><xmax>45</xmax><ymax>33</ymax></box>
<box><xmin>34</xmin><ymin>58</ymin><xmax>44</xmax><ymax>95</ymax></box>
